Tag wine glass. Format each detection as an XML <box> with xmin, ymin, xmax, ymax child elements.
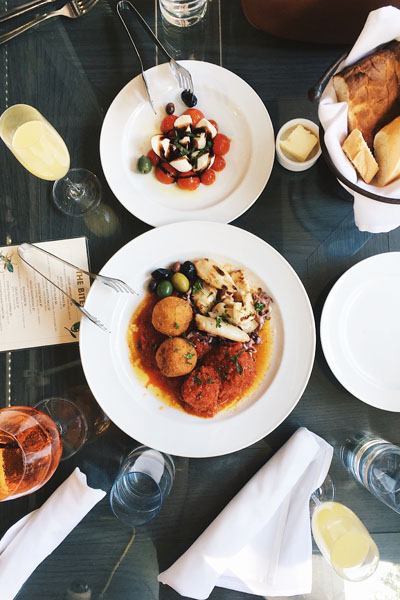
<box><xmin>0</xmin><ymin>399</ymin><xmax>88</xmax><ymax>502</ymax></box>
<box><xmin>0</xmin><ymin>405</ymin><xmax>62</xmax><ymax>501</ymax></box>
<box><xmin>0</xmin><ymin>104</ymin><xmax>101</xmax><ymax>217</ymax></box>
<box><xmin>310</xmin><ymin>476</ymin><xmax>379</xmax><ymax>581</ymax></box>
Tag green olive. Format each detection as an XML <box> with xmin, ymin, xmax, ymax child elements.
<box><xmin>157</xmin><ymin>280</ymin><xmax>173</xmax><ymax>298</ymax></box>
<box><xmin>137</xmin><ymin>155</ymin><xmax>152</xmax><ymax>174</ymax></box>
<box><xmin>172</xmin><ymin>272</ymin><xmax>190</xmax><ymax>293</ymax></box>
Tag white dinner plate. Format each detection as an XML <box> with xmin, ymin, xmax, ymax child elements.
<box><xmin>320</xmin><ymin>252</ymin><xmax>400</xmax><ymax>412</ymax></box>
<box><xmin>80</xmin><ymin>222</ymin><xmax>315</xmax><ymax>457</ymax></box>
<box><xmin>100</xmin><ymin>60</ymin><xmax>274</xmax><ymax>226</ymax></box>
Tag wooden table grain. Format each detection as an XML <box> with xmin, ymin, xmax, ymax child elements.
<box><xmin>1</xmin><ymin>1</ymin><xmax>400</xmax><ymax>599</ymax></box>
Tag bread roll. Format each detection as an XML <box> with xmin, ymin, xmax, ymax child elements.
<box><xmin>342</xmin><ymin>129</ymin><xmax>379</xmax><ymax>184</ymax></box>
<box><xmin>333</xmin><ymin>41</ymin><xmax>400</xmax><ymax>148</ymax></box>
<box><xmin>373</xmin><ymin>116</ymin><xmax>400</xmax><ymax>186</ymax></box>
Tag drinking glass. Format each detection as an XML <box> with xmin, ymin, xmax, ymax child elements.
<box><xmin>340</xmin><ymin>432</ymin><xmax>400</xmax><ymax>514</ymax></box>
<box><xmin>110</xmin><ymin>446</ymin><xmax>175</xmax><ymax>526</ymax></box>
<box><xmin>0</xmin><ymin>406</ymin><xmax>62</xmax><ymax>501</ymax></box>
<box><xmin>159</xmin><ymin>0</ymin><xmax>207</xmax><ymax>27</ymax></box>
<box><xmin>311</xmin><ymin>501</ymin><xmax>379</xmax><ymax>581</ymax></box>
<box><xmin>0</xmin><ymin>104</ymin><xmax>101</xmax><ymax>217</ymax></box>
<box><xmin>34</xmin><ymin>397</ymin><xmax>88</xmax><ymax>459</ymax></box>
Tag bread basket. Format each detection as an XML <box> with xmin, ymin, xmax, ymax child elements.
<box><xmin>310</xmin><ymin>49</ymin><xmax>400</xmax><ymax>204</ymax></box>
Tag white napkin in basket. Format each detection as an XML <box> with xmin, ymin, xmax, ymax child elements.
<box><xmin>158</xmin><ymin>427</ymin><xmax>333</xmax><ymax>599</ymax></box>
<box><xmin>318</xmin><ymin>6</ymin><xmax>400</xmax><ymax>233</ymax></box>
<box><xmin>0</xmin><ymin>467</ymin><xmax>106</xmax><ymax>600</ymax></box>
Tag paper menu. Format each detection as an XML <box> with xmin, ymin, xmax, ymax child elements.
<box><xmin>0</xmin><ymin>237</ymin><xmax>90</xmax><ymax>352</ymax></box>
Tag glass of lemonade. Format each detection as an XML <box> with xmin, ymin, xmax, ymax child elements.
<box><xmin>0</xmin><ymin>104</ymin><xmax>101</xmax><ymax>216</ymax></box>
<box><xmin>311</xmin><ymin>501</ymin><xmax>379</xmax><ymax>581</ymax></box>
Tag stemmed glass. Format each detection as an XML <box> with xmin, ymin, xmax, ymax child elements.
<box><xmin>0</xmin><ymin>400</ymin><xmax>87</xmax><ymax>502</ymax></box>
<box><xmin>0</xmin><ymin>104</ymin><xmax>101</xmax><ymax>217</ymax></box>
<box><xmin>310</xmin><ymin>476</ymin><xmax>379</xmax><ymax>581</ymax></box>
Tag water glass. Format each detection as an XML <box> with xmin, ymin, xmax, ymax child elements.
<box><xmin>311</xmin><ymin>501</ymin><xmax>379</xmax><ymax>581</ymax></box>
<box><xmin>340</xmin><ymin>433</ymin><xmax>400</xmax><ymax>514</ymax></box>
<box><xmin>110</xmin><ymin>446</ymin><xmax>175</xmax><ymax>526</ymax></box>
<box><xmin>159</xmin><ymin>0</ymin><xmax>207</xmax><ymax>27</ymax></box>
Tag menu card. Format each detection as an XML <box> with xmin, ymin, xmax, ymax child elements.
<box><xmin>0</xmin><ymin>237</ymin><xmax>90</xmax><ymax>352</ymax></box>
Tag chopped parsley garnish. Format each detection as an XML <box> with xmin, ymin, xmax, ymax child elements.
<box><xmin>137</xmin><ymin>341</ymin><xmax>142</xmax><ymax>350</ymax></box>
<box><xmin>205</xmin><ymin>378</ymin><xmax>215</xmax><ymax>384</ymax></box>
<box><xmin>231</xmin><ymin>348</ymin><xmax>245</xmax><ymax>376</ymax></box>
<box><xmin>174</xmin><ymin>322</ymin><xmax>179</xmax><ymax>329</ymax></box>
<box><xmin>215</xmin><ymin>316</ymin><xmax>222</xmax><ymax>328</ymax></box>
<box><xmin>192</xmin><ymin>281</ymin><xmax>203</xmax><ymax>294</ymax></box>
<box><xmin>254</xmin><ymin>301</ymin><xmax>265</xmax><ymax>313</ymax></box>
<box><xmin>152</xmin><ymin>343</ymin><xmax>158</xmax><ymax>351</ymax></box>
<box><xmin>192</xmin><ymin>374</ymin><xmax>202</xmax><ymax>385</ymax></box>
<box><xmin>184</xmin><ymin>351</ymin><xmax>195</xmax><ymax>364</ymax></box>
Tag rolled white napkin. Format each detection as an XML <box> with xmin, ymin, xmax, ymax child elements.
<box><xmin>318</xmin><ymin>6</ymin><xmax>400</xmax><ymax>233</ymax></box>
<box><xmin>158</xmin><ymin>427</ymin><xmax>333</xmax><ymax>599</ymax></box>
<box><xmin>0</xmin><ymin>467</ymin><xmax>106</xmax><ymax>600</ymax></box>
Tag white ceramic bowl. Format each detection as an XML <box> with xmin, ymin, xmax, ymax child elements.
<box><xmin>275</xmin><ymin>118</ymin><xmax>321</xmax><ymax>172</ymax></box>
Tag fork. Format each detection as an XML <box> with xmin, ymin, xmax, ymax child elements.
<box><xmin>18</xmin><ymin>243</ymin><xmax>136</xmax><ymax>294</ymax></box>
<box><xmin>0</xmin><ymin>0</ymin><xmax>62</xmax><ymax>24</ymax></box>
<box><xmin>17</xmin><ymin>243</ymin><xmax>110</xmax><ymax>332</ymax></box>
<box><xmin>0</xmin><ymin>0</ymin><xmax>99</xmax><ymax>45</ymax></box>
<box><xmin>117</xmin><ymin>1</ymin><xmax>194</xmax><ymax>96</ymax></box>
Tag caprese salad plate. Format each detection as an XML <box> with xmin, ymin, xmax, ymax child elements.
<box><xmin>100</xmin><ymin>60</ymin><xmax>275</xmax><ymax>227</ymax></box>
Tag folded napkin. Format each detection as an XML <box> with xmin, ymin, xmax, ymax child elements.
<box><xmin>318</xmin><ymin>6</ymin><xmax>400</xmax><ymax>233</ymax></box>
<box><xmin>0</xmin><ymin>467</ymin><xmax>106</xmax><ymax>600</ymax></box>
<box><xmin>158</xmin><ymin>427</ymin><xmax>333</xmax><ymax>599</ymax></box>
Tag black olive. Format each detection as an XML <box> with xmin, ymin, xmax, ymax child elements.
<box><xmin>148</xmin><ymin>278</ymin><xmax>157</xmax><ymax>293</ymax></box>
<box><xmin>181</xmin><ymin>90</ymin><xmax>198</xmax><ymax>108</ymax></box>
<box><xmin>181</xmin><ymin>260</ymin><xmax>196</xmax><ymax>280</ymax></box>
<box><xmin>166</xmin><ymin>102</ymin><xmax>175</xmax><ymax>115</ymax></box>
<box><xmin>151</xmin><ymin>268</ymin><xmax>170</xmax><ymax>282</ymax></box>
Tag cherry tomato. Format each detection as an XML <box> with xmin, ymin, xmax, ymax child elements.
<box><xmin>147</xmin><ymin>149</ymin><xmax>160</xmax><ymax>167</ymax></box>
<box><xmin>155</xmin><ymin>162</ymin><xmax>178</xmax><ymax>185</ymax></box>
<box><xmin>213</xmin><ymin>133</ymin><xmax>230</xmax><ymax>155</ymax></box>
<box><xmin>177</xmin><ymin>171</ymin><xmax>200</xmax><ymax>191</ymax></box>
<box><xmin>209</xmin><ymin>119</ymin><xmax>219</xmax><ymax>132</ymax></box>
<box><xmin>160</xmin><ymin>115</ymin><xmax>177</xmax><ymax>134</ymax></box>
<box><xmin>200</xmin><ymin>169</ymin><xmax>216</xmax><ymax>185</ymax></box>
<box><xmin>182</xmin><ymin>109</ymin><xmax>204</xmax><ymax>127</ymax></box>
<box><xmin>211</xmin><ymin>155</ymin><xmax>226</xmax><ymax>172</ymax></box>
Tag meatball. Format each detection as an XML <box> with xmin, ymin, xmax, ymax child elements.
<box><xmin>204</xmin><ymin>342</ymin><xmax>256</xmax><ymax>405</ymax></box>
<box><xmin>152</xmin><ymin>297</ymin><xmax>192</xmax><ymax>337</ymax></box>
<box><xmin>181</xmin><ymin>366</ymin><xmax>221</xmax><ymax>418</ymax></box>
<box><xmin>155</xmin><ymin>338</ymin><xmax>197</xmax><ymax>377</ymax></box>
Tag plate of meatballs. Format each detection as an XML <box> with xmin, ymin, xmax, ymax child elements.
<box><xmin>80</xmin><ymin>222</ymin><xmax>315</xmax><ymax>457</ymax></box>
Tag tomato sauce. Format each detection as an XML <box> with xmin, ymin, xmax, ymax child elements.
<box><xmin>127</xmin><ymin>292</ymin><xmax>274</xmax><ymax>418</ymax></box>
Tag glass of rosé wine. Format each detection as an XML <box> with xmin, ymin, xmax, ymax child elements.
<box><xmin>0</xmin><ymin>400</ymin><xmax>88</xmax><ymax>502</ymax></box>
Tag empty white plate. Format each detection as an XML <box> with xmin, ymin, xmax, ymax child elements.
<box><xmin>320</xmin><ymin>252</ymin><xmax>400</xmax><ymax>411</ymax></box>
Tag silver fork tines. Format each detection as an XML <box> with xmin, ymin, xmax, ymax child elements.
<box><xmin>0</xmin><ymin>0</ymin><xmax>99</xmax><ymax>45</ymax></box>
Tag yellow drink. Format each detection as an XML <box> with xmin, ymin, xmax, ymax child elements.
<box><xmin>0</xmin><ymin>104</ymin><xmax>70</xmax><ymax>180</ymax></box>
<box><xmin>311</xmin><ymin>501</ymin><xmax>379</xmax><ymax>580</ymax></box>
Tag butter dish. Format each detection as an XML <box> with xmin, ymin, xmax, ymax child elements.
<box><xmin>275</xmin><ymin>118</ymin><xmax>321</xmax><ymax>172</ymax></box>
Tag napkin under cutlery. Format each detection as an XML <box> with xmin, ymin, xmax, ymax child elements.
<box><xmin>0</xmin><ymin>467</ymin><xmax>106</xmax><ymax>600</ymax></box>
<box><xmin>158</xmin><ymin>427</ymin><xmax>333</xmax><ymax>599</ymax></box>
<box><xmin>319</xmin><ymin>6</ymin><xmax>400</xmax><ymax>233</ymax></box>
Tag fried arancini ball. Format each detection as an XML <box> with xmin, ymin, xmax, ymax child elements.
<box><xmin>151</xmin><ymin>297</ymin><xmax>193</xmax><ymax>337</ymax></box>
<box><xmin>155</xmin><ymin>337</ymin><xmax>198</xmax><ymax>377</ymax></box>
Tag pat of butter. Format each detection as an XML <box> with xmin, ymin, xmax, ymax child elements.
<box><xmin>280</xmin><ymin>125</ymin><xmax>318</xmax><ymax>162</ymax></box>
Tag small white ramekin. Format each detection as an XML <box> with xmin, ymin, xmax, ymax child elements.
<box><xmin>275</xmin><ymin>118</ymin><xmax>321</xmax><ymax>172</ymax></box>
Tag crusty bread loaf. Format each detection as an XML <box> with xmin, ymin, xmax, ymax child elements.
<box><xmin>373</xmin><ymin>115</ymin><xmax>400</xmax><ymax>186</ymax></box>
<box><xmin>342</xmin><ymin>129</ymin><xmax>379</xmax><ymax>184</ymax></box>
<box><xmin>333</xmin><ymin>41</ymin><xmax>400</xmax><ymax>148</ymax></box>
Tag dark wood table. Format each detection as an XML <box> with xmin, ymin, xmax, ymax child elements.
<box><xmin>1</xmin><ymin>1</ymin><xmax>400</xmax><ymax>598</ymax></box>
